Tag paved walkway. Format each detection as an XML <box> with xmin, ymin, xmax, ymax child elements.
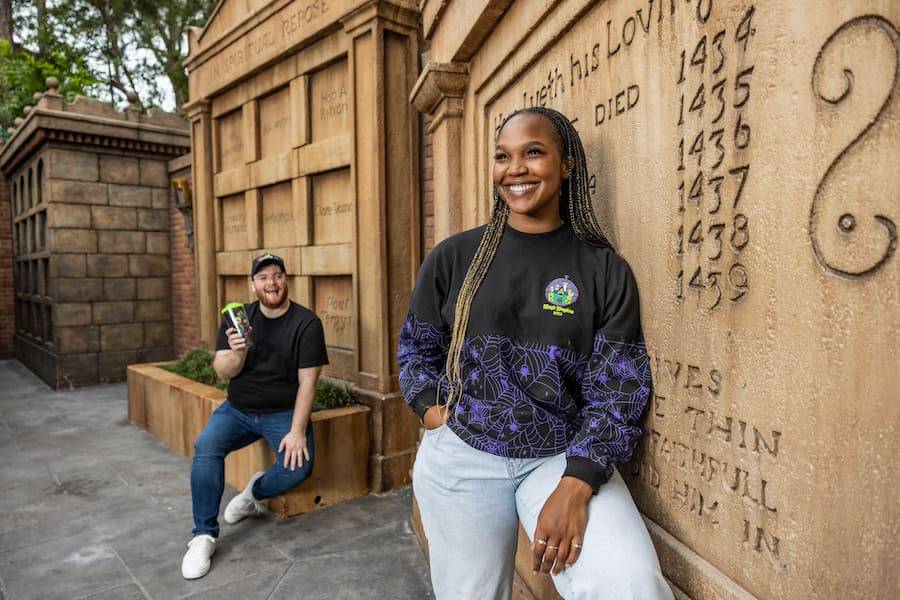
<box><xmin>0</xmin><ymin>360</ymin><xmax>433</xmax><ymax>600</ymax></box>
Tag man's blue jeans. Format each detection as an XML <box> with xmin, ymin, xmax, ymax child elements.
<box><xmin>191</xmin><ymin>400</ymin><xmax>315</xmax><ymax>537</ymax></box>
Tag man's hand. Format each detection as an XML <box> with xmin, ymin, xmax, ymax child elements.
<box><xmin>422</xmin><ymin>404</ymin><xmax>447</xmax><ymax>430</ymax></box>
<box><xmin>532</xmin><ymin>476</ymin><xmax>592</xmax><ymax>575</ymax></box>
<box><xmin>278</xmin><ymin>429</ymin><xmax>309</xmax><ymax>471</ymax></box>
<box><xmin>225</xmin><ymin>327</ymin><xmax>249</xmax><ymax>354</ymax></box>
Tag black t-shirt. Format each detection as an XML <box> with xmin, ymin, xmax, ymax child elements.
<box><xmin>216</xmin><ymin>301</ymin><xmax>329</xmax><ymax>412</ymax></box>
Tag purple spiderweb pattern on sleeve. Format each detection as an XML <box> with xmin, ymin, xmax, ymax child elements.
<box><xmin>567</xmin><ymin>333</ymin><xmax>651</xmax><ymax>478</ymax></box>
<box><xmin>397</xmin><ymin>313</ymin><xmax>450</xmax><ymax>409</ymax></box>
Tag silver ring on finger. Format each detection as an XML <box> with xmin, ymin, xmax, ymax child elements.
<box><xmin>547</xmin><ymin>545</ymin><xmax>559</xmax><ymax>550</ymax></box>
<box><xmin>572</xmin><ymin>543</ymin><xmax>583</xmax><ymax>549</ymax></box>
<box><xmin>535</xmin><ymin>538</ymin><xmax>548</xmax><ymax>545</ymax></box>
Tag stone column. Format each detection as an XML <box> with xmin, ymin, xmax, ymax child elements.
<box><xmin>343</xmin><ymin>0</ymin><xmax>421</xmax><ymax>492</ymax></box>
<box><xmin>411</xmin><ymin>61</ymin><xmax>469</xmax><ymax>245</ymax></box>
<box><xmin>184</xmin><ymin>100</ymin><xmax>218</xmax><ymax>349</ymax></box>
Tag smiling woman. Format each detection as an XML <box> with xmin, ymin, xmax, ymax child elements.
<box><xmin>398</xmin><ymin>107</ymin><xmax>673</xmax><ymax>599</ymax></box>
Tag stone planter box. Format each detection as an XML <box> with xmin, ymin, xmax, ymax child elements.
<box><xmin>127</xmin><ymin>362</ymin><xmax>371</xmax><ymax>517</ymax></box>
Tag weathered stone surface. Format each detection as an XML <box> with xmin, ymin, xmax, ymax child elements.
<box><xmin>54</xmin><ymin>278</ymin><xmax>104</xmax><ymax>302</ymax></box>
<box><xmin>92</xmin><ymin>301</ymin><xmax>134</xmax><ymax>325</ymax></box>
<box><xmin>146</xmin><ymin>232</ymin><xmax>170</xmax><ymax>254</ymax></box>
<box><xmin>51</xmin><ymin>228</ymin><xmax>97</xmax><ymax>253</ymax></box>
<box><xmin>99</xmin><ymin>155</ymin><xmax>140</xmax><ymax>184</ymax></box>
<box><xmin>137</xmin><ymin>208</ymin><xmax>170</xmax><ymax>231</ymax></box>
<box><xmin>55</xmin><ymin>325</ymin><xmax>100</xmax><ymax>353</ymax></box>
<box><xmin>98</xmin><ymin>230</ymin><xmax>145</xmax><ymax>254</ymax></box>
<box><xmin>142</xmin><ymin>322</ymin><xmax>173</xmax><ymax>347</ymax></box>
<box><xmin>56</xmin><ymin>352</ymin><xmax>98</xmax><ymax>387</ymax></box>
<box><xmin>53</xmin><ymin>303</ymin><xmax>92</xmax><ymax>327</ymax></box>
<box><xmin>46</xmin><ymin>150</ymin><xmax>98</xmax><ymax>182</ymax></box>
<box><xmin>86</xmin><ymin>254</ymin><xmax>129</xmax><ymax>278</ymax></box>
<box><xmin>139</xmin><ymin>159</ymin><xmax>169</xmax><ymax>187</ymax></box>
<box><xmin>136</xmin><ymin>277</ymin><xmax>169</xmax><ymax>300</ymax></box>
<box><xmin>97</xmin><ymin>350</ymin><xmax>138</xmax><ymax>383</ymax></box>
<box><xmin>49</xmin><ymin>203</ymin><xmax>92</xmax><ymax>229</ymax></box>
<box><xmin>100</xmin><ymin>323</ymin><xmax>143</xmax><ymax>351</ymax></box>
<box><xmin>49</xmin><ymin>254</ymin><xmax>87</xmax><ymax>278</ymax></box>
<box><xmin>91</xmin><ymin>206</ymin><xmax>138</xmax><ymax>230</ymax></box>
<box><xmin>103</xmin><ymin>278</ymin><xmax>137</xmax><ymax>301</ymax></box>
<box><xmin>128</xmin><ymin>255</ymin><xmax>169</xmax><ymax>277</ymax></box>
<box><xmin>138</xmin><ymin>346</ymin><xmax>174</xmax><ymax>363</ymax></box>
<box><xmin>49</xmin><ymin>180</ymin><xmax>107</xmax><ymax>204</ymax></box>
<box><xmin>152</xmin><ymin>188</ymin><xmax>170</xmax><ymax>209</ymax></box>
<box><xmin>419</xmin><ymin>1</ymin><xmax>900</xmax><ymax>599</ymax></box>
<box><xmin>108</xmin><ymin>184</ymin><xmax>152</xmax><ymax>208</ymax></box>
<box><xmin>134</xmin><ymin>300</ymin><xmax>170</xmax><ymax>322</ymax></box>
<box><xmin>98</xmin><ymin>350</ymin><xmax>139</xmax><ymax>382</ymax></box>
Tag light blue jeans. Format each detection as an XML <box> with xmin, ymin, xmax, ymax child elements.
<box><xmin>413</xmin><ymin>424</ymin><xmax>673</xmax><ymax>600</ymax></box>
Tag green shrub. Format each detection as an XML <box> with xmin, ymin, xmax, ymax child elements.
<box><xmin>163</xmin><ymin>349</ymin><xmax>356</xmax><ymax>409</ymax></box>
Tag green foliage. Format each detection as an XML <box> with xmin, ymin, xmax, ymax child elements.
<box><xmin>163</xmin><ymin>349</ymin><xmax>358</xmax><ymax>411</ymax></box>
<box><xmin>0</xmin><ymin>39</ymin><xmax>100</xmax><ymax>136</ymax></box>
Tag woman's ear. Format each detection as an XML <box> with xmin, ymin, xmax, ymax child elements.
<box><xmin>562</xmin><ymin>156</ymin><xmax>575</xmax><ymax>179</ymax></box>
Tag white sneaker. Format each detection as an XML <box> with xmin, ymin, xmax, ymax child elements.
<box><xmin>223</xmin><ymin>471</ymin><xmax>267</xmax><ymax>524</ymax></box>
<box><xmin>181</xmin><ymin>535</ymin><xmax>216</xmax><ymax>580</ymax></box>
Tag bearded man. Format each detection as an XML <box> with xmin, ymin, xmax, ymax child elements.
<box><xmin>182</xmin><ymin>253</ymin><xmax>329</xmax><ymax>580</ymax></box>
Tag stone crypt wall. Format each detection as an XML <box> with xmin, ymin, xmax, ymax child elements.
<box><xmin>185</xmin><ymin>0</ymin><xmax>421</xmax><ymax>492</ymax></box>
<box><xmin>0</xmin><ymin>81</ymin><xmax>190</xmax><ymax>388</ymax></box>
<box><xmin>412</xmin><ymin>0</ymin><xmax>899</xmax><ymax>598</ymax></box>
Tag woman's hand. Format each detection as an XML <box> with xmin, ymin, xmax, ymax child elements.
<box><xmin>422</xmin><ymin>404</ymin><xmax>447</xmax><ymax>430</ymax></box>
<box><xmin>532</xmin><ymin>476</ymin><xmax>592</xmax><ymax>575</ymax></box>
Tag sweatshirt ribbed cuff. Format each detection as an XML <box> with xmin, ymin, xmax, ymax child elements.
<box><xmin>563</xmin><ymin>456</ymin><xmax>613</xmax><ymax>494</ymax></box>
<box><xmin>411</xmin><ymin>388</ymin><xmax>438</xmax><ymax>420</ymax></box>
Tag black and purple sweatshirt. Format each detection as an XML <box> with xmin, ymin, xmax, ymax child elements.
<box><xmin>397</xmin><ymin>223</ymin><xmax>651</xmax><ymax>492</ymax></box>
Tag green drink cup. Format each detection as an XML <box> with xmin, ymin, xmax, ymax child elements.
<box><xmin>221</xmin><ymin>302</ymin><xmax>254</xmax><ymax>348</ymax></box>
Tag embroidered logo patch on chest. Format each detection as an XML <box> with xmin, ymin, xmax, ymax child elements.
<box><xmin>543</xmin><ymin>276</ymin><xmax>578</xmax><ymax>317</ymax></box>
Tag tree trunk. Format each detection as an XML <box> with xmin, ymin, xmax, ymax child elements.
<box><xmin>0</xmin><ymin>0</ymin><xmax>13</xmax><ymax>44</ymax></box>
<box><xmin>35</xmin><ymin>0</ymin><xmax>49</xmax><ymax>57</ymax></box>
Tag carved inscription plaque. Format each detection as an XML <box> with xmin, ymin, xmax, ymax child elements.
<box><xmin>312</xmin><ymin>168</ymin><xmax>352</xmax><ymax>245</ymax></box>
<box><xmin>221</xmin><ymin>194</ymin><xmax>248</xmax><ymax>251</ymax></box>
<box><xmin>310</xmin><ymin>60</ymin><xmax>349</xmax><ymax>142</ymax></box>
<box><xmin>314</xmin><ymin>276</ymin><xmax>354</xmax><ymax>350</ymax></box>
<box><xmin>483</xmin><ymin>1</ymin><xmax>899</xmax><ymax>598</ymax></box>
<box><xmin>261</xmin><ymin>182</ymin><xmax>296</xmax><ymax>248</ymax></box>
<box><xmin>217</xmin><ymin>110</ymin><xmax>244</xmax><ymax>172</ymax></box>
<box><xmin>259</xmin><ymin>86</ymin><xmax>292</xmax><ymax>158</ymax></box>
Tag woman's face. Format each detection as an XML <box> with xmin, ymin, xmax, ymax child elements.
<box><xmin>493</xmin><ymin>113</ymin><xmax>569</xmax><ymax>225</ymax></box>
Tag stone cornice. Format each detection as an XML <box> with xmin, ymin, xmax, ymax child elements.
<box><xmin>410</xmin><ymin>61</ymin><xmax>469</xmax><ymax>118</ymax></box>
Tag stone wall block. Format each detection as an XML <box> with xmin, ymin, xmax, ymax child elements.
<box><xmin>98</xmin><ymin>231</ymin><xmax>145</xmax><ymax>254</ymax></box>
<box><xmin>128</xmin><ymin>255</ymin><xmax>170</xmax><ymax>277</ymax></box>
<box><xmin>50</xmin><ymin>180</ymin><xmax>108</xmax><ymax>205</ymax></box>
<box><xmin>100</xmin><ymin>323</ymin><xmax>144</xmax><ymax>351</ymax></box>
<box><xmin>55</xmin><ymin>325</ymin><xmax>100</xmax><ymax>353</ymax></box>
<box><xmin>98</xmin><ymin>350</ymin><xmax>139</xmax><ymax>383</ymax></box>
<box><xmin>134</xmin><ymin>300</ymin><xmax>171</xmax><ymax>322</ymax></box>
<box><xmin>57</xmin><ymin>353</ymin><xmax>99</xmax><ymax>387</ymax></box>
<box><xmin>49</xmin><ymin>203</ymin><xmax>92</xmax><ymax>229</ymax></box>
<box><xmin>108</xmin><ymin>184</ymin><xmax>152</xmax><ymax>208</ymax></box>
<box><xmin>99</xmin><ymin>155</ymin><xmax>140</xmax><ymax>184</ymax></box>
<box><xmin>49</xmin><ymin>254</ymin><xmax>87</xmax><ymax>278</ymax></box>
<box><xmin>54</xmin><ymin>278</ymin><xmax>104</xmax><ymax>302</ymax></box>
<box><xmin>103</xmin><ymin>278</ymin><xmax>136</xmax><ymax>301</ymax></box>
<box><xmin>137</xmin><ymin>277</ymin><xmax>169</xmax><ymax>300</ymax></box>
<box><xmin>139</xmin><ymin>347</ymin><xmax>174</xmax><ymax>363</ymax></box>
<box><xmin>152</xmin><ymin>188</ymin><xmax>170</xmax><ymax>209</ymax></box>
<box><xmin>51</xmin><ymin>228</ymin><xmax>97</xmax><ymax>253</ymax></box>
<box><xmin>137</xmin><ymin>208</ymin><xmax>170</xmax><ymax>231</ymax></box>
<box><xmin>91</xmin><ymin>206</ymin><xmax>138</xmax><ymax>230</ymax></box>
<box><xmin>92</xmin><ymin>301</ymin><xmax>134</xmax><ymax>324</ymax></box>
<box><xmin>143</xmin><ymin>323</ymin><xmax>173</xmax><ymax>347</ymax></box>
<box><xmin>53</xmin><ymin>303</ymin><xmax>92</xmax><ymax>327</ymax></box>
<box><xmin>139</xmin><ymin>159</ymin><xmax>170</xmax><ymax>188</ymax></box>
<box><xmin>47</xmin><ymin>150</ymin><xmax>99</xmax><ymax>182</ymax></box>
<box><xmin>146</xmin><ymin>232</ymin><xmax>170</xmax><ymax>254</ymax></box>
<box><xmin>86</xmin><ymin>254</ymin><xmax>129</xmax><ymax>278</ymax></box>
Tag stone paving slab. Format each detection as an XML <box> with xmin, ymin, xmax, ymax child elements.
<box><xmin>0</xmin><ymin>360</ymin><xmax>433</xmax><ymax>600</ymax></box>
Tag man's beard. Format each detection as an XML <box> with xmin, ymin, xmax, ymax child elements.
<box><xmin>256</xmin><ymin>285</ymin><xmax>288</xmax><ymax>309</ymax></box>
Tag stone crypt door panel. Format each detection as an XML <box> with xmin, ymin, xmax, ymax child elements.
<box><xmin>211</xmin><ymin>56</ymin><xmax>356</xmax><ymax>382</ymax></box>
<box><xmin>467</xmin><ymin>1</ymin><xmax>898</xmax><ymax>598</ymax></box>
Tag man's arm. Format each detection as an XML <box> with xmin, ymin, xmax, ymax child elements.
<box><xmin>278</xmin><ymin>365</ymin><xmax>322</xmax><ymax>471</ymax></box>
<box><xmin>213</xmin><ymin>327</ymin><xmax>249</xmax><ymax>380</ymax></box>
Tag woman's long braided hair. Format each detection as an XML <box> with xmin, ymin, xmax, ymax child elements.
<box><xmin>442</xmin><ymin>107</ymin><xmax>613</xmax><ymax>410</ymax></box>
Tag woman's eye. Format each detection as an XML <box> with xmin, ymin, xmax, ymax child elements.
<box><xmin>494</xmin><ymin>153</ymin><xmax>507</xmax><ymax>160</ymax></box>
<box><xmin>526</xmin><ymin>148</ymin><xmax>544</xmax><ymax>156</ymax></box>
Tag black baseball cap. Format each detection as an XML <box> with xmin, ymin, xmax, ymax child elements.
<box><xmin>251</xmin><ymin>252</ymin><xmax>286</xmax><ymax>276</ymax></box>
